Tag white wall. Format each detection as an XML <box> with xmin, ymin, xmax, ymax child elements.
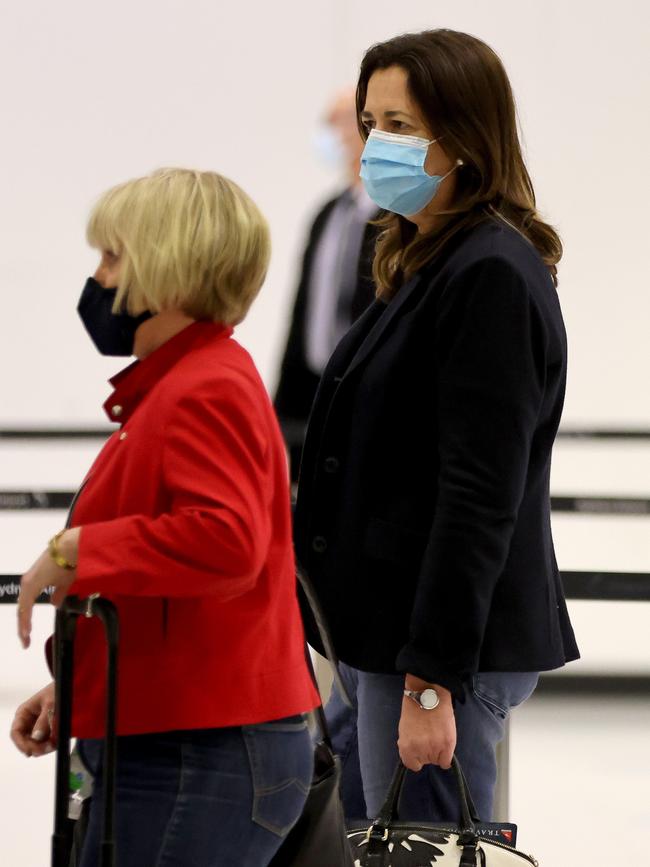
<box><xmin>1</xmin><ymin>2</ymin><xmax>649</xmax><ymax>865</ymax></box>
<box><xmin>0</xmin><ymin>0</ymin><xmax>649</xmax><ymax>426</ymax></box>
<box><xmin>0</xmin><ymin>0</ymin><xmax>341</xmax><ymax>424</ymax></box>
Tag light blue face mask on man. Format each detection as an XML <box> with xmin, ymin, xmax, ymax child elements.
<box><xmin>313</xmin><ymin>125</ymin><xmax>346</xmax><ymax>169</ymax></box>
<box><xmin>360</xmin><ymin>128</ymin><xmax>462</xmax><ymax>216</ymax></box>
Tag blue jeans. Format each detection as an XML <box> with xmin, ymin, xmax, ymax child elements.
<box><xmin>326</xmin><ymin>663</ymin><xmax>538</xmax><ymax>822</ymax></box>
<box><xmin>76</xmin><ymin>715</ymin><xmax>314</xmax><ymax>867</ymax></box>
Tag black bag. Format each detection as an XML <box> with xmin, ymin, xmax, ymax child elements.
<box><xmin>52</xmin><ymin>594</ymin><xmax>119</xmax><ymax>867</ymax></box>
<box><xmin>269</xmin><ymin>566</ymin><xmax>354</xmax><ymax>866</ymax></box>
<box><xmin>268</xmin><ymin>707</ymin><xmax>353</xmax><ymax>867</ymax></box>
<box><xmin>347</xmin><ymin>758</ymin><xmax>539</xmax><ymax>866</ymax></box>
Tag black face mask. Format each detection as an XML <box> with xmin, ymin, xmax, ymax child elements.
<box><xmin>77</xmin><ymin>277</ymin><xmax>152</xmax><ymax>356</ymax></box>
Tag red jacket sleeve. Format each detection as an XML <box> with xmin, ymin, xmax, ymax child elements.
<box><xmin>72</xmin><ymin>382</ymin><xmax>273</xmax><ymax>599</ymax></box>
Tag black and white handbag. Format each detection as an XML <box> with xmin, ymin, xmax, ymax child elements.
<box><xmin>347</xmin><ymin>758</ymin><xmax>539</xmax><ymax>866</ymax></box>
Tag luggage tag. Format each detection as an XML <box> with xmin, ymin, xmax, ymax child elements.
<box><xmin>68</xmin><ymin>745</ymin><xmax>94</xmax><ymax>820</ymax></box>
<box><xmin>434</xmin><ymin>821</ymin><xmax>518</xmax><ymax>847</ymax></box>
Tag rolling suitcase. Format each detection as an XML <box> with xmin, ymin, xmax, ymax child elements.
<box><xmin>51</xmin><ymin>580</ymin><xmax>350</xmax><ymax>867</ymax></box>
<box><xmin>52</xmin><ymin>594</ymin><xmax>119</xmax><ymax>867</ymax></box>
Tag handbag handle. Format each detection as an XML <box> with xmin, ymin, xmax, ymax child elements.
<box><xmin>366</xmin><ymin>756</ymin><xmax>479</xmax><ymax>842</ymax></box>
<box><xmin>296</xmin><ymin>567</ymin><xmax>479</xmax><ymax>826</ymax></box>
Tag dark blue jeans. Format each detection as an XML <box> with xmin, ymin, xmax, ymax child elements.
<box><xmin>327</xmin><ymin>663</ymin><xmax>538</xmax><ymax>822</ymax></box>
<box><xmin>76</xmin><ymin>715</ymin><xmax>313</xmax><ymax>867</ymax></box>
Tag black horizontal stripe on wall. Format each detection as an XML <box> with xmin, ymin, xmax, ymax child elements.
<box><xmin>551</xmin><ymin>496</ymin><xmax>650</xmax><ymax>515</ymax></box>
<box><xmin>537</xmin><ymin>674</ymin><xmax>650</xmax><ymax>696</ymax></box>
<box><xmin>2</xmin><ymin>427</ymin><xmax>650</xmax><ymax>441</ymax></box>
<box><xmin>0</xmin><ymin>577</ymin><xmax>51</xmax><ymax>604</ymax></box>
<box><xmin>561</xmin><ymin>570</ymin><xmax>650</xmax><ymax>602</ymax></box>
<box><xmin>0</xmin><ymin>428</ymin><xmax>112</xmax><ymax>440</ymax></box>
<box><xmin>2</xmin><ymin>570</ymin><xmax>650</xmax><ymax>604</ymax></box>
<box><xmin>2</xmin><ymin>491</ymin><xmax>649</xmax><ymax>514</ymax></box>
<box><xmin>0</xmin><ymin>491</ymin><xmax>75</xmax><ymax>510</ymax></box>
<box><xmin>556</xmin><ymin>429</ymin><xmax>650</xmax><ymax>440</ymax></box>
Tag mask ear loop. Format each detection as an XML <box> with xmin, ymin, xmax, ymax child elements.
<box><xmin>425</xmin><ymin>135</ymin><xmax>465</xmax><ymax>178</ymax></box>
<box><xmin>439</xmin><ymin>158</ymin><xmax>465</xmax><ymax>181</ymax></box>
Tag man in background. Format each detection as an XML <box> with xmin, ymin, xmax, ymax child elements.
<box><xmin>274</xmin><ymin>88</ymin><xmax>380</xmax><ymax>483</ymax></box>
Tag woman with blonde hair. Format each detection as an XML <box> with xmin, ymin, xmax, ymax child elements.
<box><xmin>295</xmin><ymin>29</ymin><xmax>579</xmax><ymax>823</ymax></box>
<box><xmin>11</xmin><ymin>167</ymin><xmax>319</xmax><ymax>866</ymax></box>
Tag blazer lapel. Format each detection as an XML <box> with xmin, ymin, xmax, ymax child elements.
<box><xmin>342</xmin><ymin>272</ymin><xmax>423</xmax><ymax>381</ymax></box>
<box><xmin>321</xmin><ymin>298</ymin><xmax>386</xmax><ymax>381</ymax></box>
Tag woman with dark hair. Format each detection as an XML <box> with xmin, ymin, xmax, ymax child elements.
<box><xmin>294</xmin><ymin>29</ymin><xmax>579</xmax><ymax>823</ymax></box>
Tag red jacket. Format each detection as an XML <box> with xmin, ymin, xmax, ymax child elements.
<box><xmin>67</xmin><ymin>321</ymin><xmax>319</xmax><ymax>737</ymax></box>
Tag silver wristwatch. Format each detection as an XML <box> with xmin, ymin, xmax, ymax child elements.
<box><xmin>403</xmin><ymin>687</ymin><xmax>440</xmax><ymax>710</ymax></box>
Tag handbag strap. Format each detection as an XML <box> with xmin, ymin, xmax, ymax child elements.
<box><xmin>298</xmin><ymin>563</ymin><xmax>354</xmax><ymax>748</ymax></box>
<box><xmin>296</xmin><ymin>567</ymin><xmax>481</xmax><ymax>827</ymax></box>
<box><xmin>297</xmin><ymin>566</ymin><xmax>353</xmax><ymax>711</ymax></box>
<box><xmin>367</xmin><ymin>756</ymin><xmax>479</xmax><ymax>842</ymax></box>
<box><xmin>303</xmin><ymin>641</ymin><xmax>334</xmax><ymax>749</ymax></box>
<box><xmin>452</xmin><ymin>758</ymin><xmax>480</xmax><ymax>824</ymax></box>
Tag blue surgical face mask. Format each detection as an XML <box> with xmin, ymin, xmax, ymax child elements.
<box><xmin>77</xmin><ymin>277</ymin><xmax>152</xmax><ymax>356</ymax></box>
<box><xmin>360</xmin><ymin>128</ymin><xmax>461</xmax><ymax>216</ymax></box>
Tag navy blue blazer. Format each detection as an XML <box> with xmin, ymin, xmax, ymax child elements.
<box><xmin>294</xmin><ymin>218</ymin><xmax>579</xmax><ymax>698</ymax></box>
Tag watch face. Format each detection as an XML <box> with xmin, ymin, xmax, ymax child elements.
<box><xmin>420</xmin><ymin>688</ymin><xmax>439</xmax><ymax>709</ymax></box>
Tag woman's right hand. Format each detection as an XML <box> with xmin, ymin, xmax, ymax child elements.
<box><xmin>10</xmin><ymin>682</ymin><xmax>56</xmax><ymax>757</ymax></box>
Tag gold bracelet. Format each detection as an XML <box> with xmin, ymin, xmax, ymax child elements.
<box><xmin>48</xmin><ymin>530</ymin><xmax>77</xmax><ymax>570</ymax></box>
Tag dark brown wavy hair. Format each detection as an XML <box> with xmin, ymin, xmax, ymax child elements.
<box><xmin>357</xmin><ymin>29</ymin><xmax>562</xmax><ymax>298</ymax></box>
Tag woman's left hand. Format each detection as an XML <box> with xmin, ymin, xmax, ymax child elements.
<box><xmin>17</xmin><ymin>528</ymin><xmax>80</xmax><ymax>649</ymax></box>
<box><xmin>398</xmin><ymin>679</ymin><xmax>457</xmax><ymax>771</ymax></box>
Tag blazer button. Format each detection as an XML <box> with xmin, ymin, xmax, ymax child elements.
<box><xmin>312</xmin><ymin>536</ymin><xmax>328</xmax><ymax>554</ymax></box>
<box><xmin>324</xmin><ymin>456</ymin><xmax>340</xmax><ymax>474</ymax></box>
<box><xmin>111</xmin><ymin>404</ymin><xmax>123</xmax><ymax>418</ymax></box>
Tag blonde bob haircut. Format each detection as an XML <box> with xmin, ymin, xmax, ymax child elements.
<box><xmin>87</xmin><ymin>168</ymin><xmax>271</xmax><ymax>325</ymax></box>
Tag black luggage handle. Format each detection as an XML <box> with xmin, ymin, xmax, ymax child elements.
<box><xmin>52</xmin><ymin>595</ymin><xmax>119</xmax><ymax>867</ymax></box>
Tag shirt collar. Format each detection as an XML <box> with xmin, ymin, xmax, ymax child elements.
<box><xmin>103</xmin><ymin>320</ymin><xmax>233</xmax><ymax>424</ymax></box>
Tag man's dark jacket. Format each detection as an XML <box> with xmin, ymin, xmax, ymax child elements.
<box><xmin>294</xmin><ymin>218</ymin><xmax>579</xmax><ymax>698</ymax></box>
<box><xmin>274</xmin><ymin>193</ymin><xmax>379</xmax><ymax>480</ymax></box>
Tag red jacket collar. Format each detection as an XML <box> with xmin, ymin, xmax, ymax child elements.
<box><xmin>103</xmin><ymin>320</ymin><xmax>233</xmax><ymax>424</ymax></box>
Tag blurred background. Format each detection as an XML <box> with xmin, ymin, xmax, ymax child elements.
<box><xmin>1</xmin><ymin>1</ymin><xmax>649</xmax><ymax>865</ymax></box>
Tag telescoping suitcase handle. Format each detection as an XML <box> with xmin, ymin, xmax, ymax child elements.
<box><xmin>52</xmin><ymin>595</ymin><xmax>119</xmax><ymax>867</ymax></box>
